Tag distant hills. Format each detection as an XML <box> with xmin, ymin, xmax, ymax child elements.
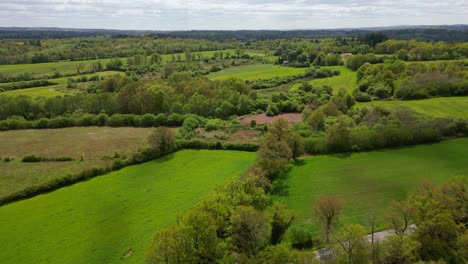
<box><xmin>0</xmin><ymin>25</ymin><xmax>467</xmax><ymax>41</ymax></box>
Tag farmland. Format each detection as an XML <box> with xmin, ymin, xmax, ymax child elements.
<box><xmin>208</xmin><ymin>64</ymin><xmax>308</xmax><ymax>81</ymax></box>
<box><xmin>291</xmin><ymin>66</ymin><xmax>357</xmax><ymax>92</ymax></box>
<box><xmin>273</xmin><ymin>138</ymin><xmax>468</xmax><ymax>236</ymax></box>
<box><xmin>0</xmin><ymin>150</ymin><xmax>255</xmax><ymax>264</ymax></box>
<box><xmin>357</xmin><ymin>96</ymin><xmax>468</xmax><ymax>119</ymax></box>
<box><xmin>0</xmin><ymin>127</ymin><xmax>153</xmax><ymax>198</ymax></box>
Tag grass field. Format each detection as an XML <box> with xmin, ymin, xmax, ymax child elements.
<box><xmin>0</xmin><ymin>84</ymin><xmax>70</xmax><ymax>97</ymax></box>
<box><xmin>0</xmin><ymin>127</ymin><xmax>153</xmax><ymax>198</ymax></box>
<box><xmin>273</xmin><ymin>138</ymin><xmax>468</xmax><ymax>235</ymax></box>
<box><xmin>0</xmin><ymin>50</ymin><xmax>275</xmax><ymax>79</ymax></box>
<box><xmin>357</xmin><ymin>96</ymin><xmax>468</xmax><ymax>119</ymax></box>
<box><xmin>208</xmin><ymin>64</ymin><xmax>308</xmax><ymax>81</ymax></box>
<box><xmin>291</xmin><ymin>66</ymin><xmax>357</xmax><ymax>93</ymax></box>
<box><xmin>0</xmin><ymin>150</ymin><xmax>255</xmax><ymax>264</ymax></box>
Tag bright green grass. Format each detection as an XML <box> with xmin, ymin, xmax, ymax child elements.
<box><xmin>0</xmin><ymin>84</ymin><xmax>70</xmax><ymax>97</ymax></box>
<box><xmin>0</xmin><ymin>58</ymin><xmax>118</xmax><ymax>78</ymax></box>
<box><xmin>208</xmin><ymin>64</ymin><xmax>308</xmax><ymax>81</ymax></box>
<box><xmin>357</xmin><ymin>97</ymin><xmax>468</xmax><ymax>119</ymax></box>
<box><xmin>291</xmin><ymin>66</ymin><xmax>357</xmax><ymax>93</ymax></box>
<box><xmin>0</xmin><ymin>150</ymin><xmax>255</xmax><ymax>264</ymax></box>
<box><xmin>273</xmin><ymin>138</ymin><xmax>468</xmax><ymax>234</ymax></box>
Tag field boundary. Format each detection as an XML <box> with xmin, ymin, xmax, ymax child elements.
<box><xmin>0</xmin><ymin>140</ymin><xmax>258</xmax><ymax>206</ymax></box>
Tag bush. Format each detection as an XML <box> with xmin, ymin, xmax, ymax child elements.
<box><xmin>205</xmin><ymin>119</ymin><xmax>222</xmax><ymax>131</ymax></box>
<box><xmin>49</xmin><ymin>117</ymin><xmax>74</xmax><ymax>128</ymax></box>
<box><xmin>154</xmin><ymin>113</ymin><xmax>168</xmax><ymax>126</ymax></box>
<box><xmin>167</xmin><ymin>113</ymin><xmax>185</xmax><ymax>126</ymax></box>
<box><xmin>33</xmin><ymin>118</ymin><xmax>50</xmax><ymax>129</ymax></box>
<box><xmin>289</xmin><ymin>226</ymin><xmax>314</xmax><ymax>249</ymax></box>
<box><xmin>22</xmin><ymin>155</ymin><xmax>43</xmax><ymax>162</ymax></box>
<box><xmin>141</xmin><ymin>114</ymin><xmax>156</xmax><ymax>127</ymax></box>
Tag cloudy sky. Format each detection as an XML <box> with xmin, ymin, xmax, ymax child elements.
<box><xmin>0</xmin><ymin>0</ymin><xmax>467</xmax><ymax>30</ymax></box>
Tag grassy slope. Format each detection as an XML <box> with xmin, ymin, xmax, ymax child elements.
<box><xmin>0</xmin><ymin>84</ymin><xmax>69</xmax><ymax>97</ymax></box>
<box><xmin>208</xmin><ymin>64</ymin><xmax>308</xmax><ymax>81</ymax></box>
<box><xmin>0</xmin><ymin>150</ymin><xmax>255</xmax><ymax>264</ymax></box>
<box><xmin>291</xmin><ymin>66</ymin><xmax>357</xmax><ymax>93</ymax></box>
<box><xmin>273</xmin><ymin>138</ymin><xmax>468</xmax><ymax>234</ymax></box>
<box><xmin>357</xmin><ymin>97</ymin><xmax>468</xmax><ymax>119</ymax></box>
<box><xmin>0</xmin><ymin>127</ymin><xmax>153</xmax><ymax>198</ymax></box>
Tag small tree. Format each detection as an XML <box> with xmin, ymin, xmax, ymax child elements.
<box><xmin>313</xmin><ymin>196</ymin><xmax>343</xmax><ymax>243</ymax></box>
<box><xmin>148</xmin><ymin>127</ymin><xmax>176</xmax><ymax>155</ymax></box>
<box><xmin>385</xmin><ymin>201</ymin><xmax>413</xmax><ymax>236</ymax></box>
<box><xmin>231</xmin><ymin>206</ymin><xmax>269</xmax><ymax>256</ymax></box>
<box><xmin>333</xmin><ymin>224</ymin><xmax>370</xmax><ymax>264</ymax></box>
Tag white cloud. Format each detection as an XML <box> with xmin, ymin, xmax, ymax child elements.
<box><xmin>0</xmin><ymin>0</ymin><xmax>466</xmax><ymax>30</ymax></box>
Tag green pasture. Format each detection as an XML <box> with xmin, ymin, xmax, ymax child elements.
<box><xmin>0</xmin><ymin>150</ymin><xmax>255</xmax><ymax>264</ymax></box>
<box><xmin>208</xmin><ymin>64</ymin><xmax>308</xmax><ymax>81</ymax></box>
<box><xmin>273</xmin><ymin>138</ymin><xmax>468</xmax><ymax>235</ymax></box>
<box><xmin>0</xmin><ymin>84</ymin><xmax>70</xmax><ymax>97</ymax></box>
<box><xmin>358</xmin><ymin>96</ymin><xmax>468</xmax><ymax>119</ymax></box>
<box><xmin>291</xmin><ymin>66</ymin><xmax>357</xmax><ymax>93</ymax></box>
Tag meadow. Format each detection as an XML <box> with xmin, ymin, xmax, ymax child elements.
<box><xmin>0</xmin><ymin>49</ymin><xmax>273</xmax><ymax>79</ymax></box>
<box><xmin>357</xmin><ymin>96</ymin><xmax>468</xmax><ymax>119</ymax></box>
<box><xmin>208</xmin><ymin>64</ymin><xmax>309</xmax><ymax>81</ymax></box>
<box><xmin>0</xmin><ymin>84</ymin><xmax>70</xmax><ymax>97</ymax></box>
<box><xmin>291</xmin><ymin>66</ymin><xmax>357</xmax><ymax>92</ymax></box>
<box><xmin>273</xmin><ymin>138</ymin><xmax>468</xmax><ymax>236</ymax></box>
<box><xmin>0</xmin><ymin>127</ymin><xmax>153</xmax><ymax>198</ymax></box>
<box><xmin>0</xmin><ymin>150</ymin><xmax>256</xmax><ymax>264</ymax></box>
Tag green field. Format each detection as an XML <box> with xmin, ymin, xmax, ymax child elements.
<box><xmin>0</xmin><ymin>50</ymin><xmax>274</xmax><ymax>79</ymax></box>
<box><xmin>208</xmin><ymin>64</ymin><xmax>308</xmax><ymax>81</ymax></box>
<box><xmin>273</xmin><ymin>138</ymin><xmax>468</xmax><ymax>235</ymax></box>
<box><xmin>0</xmin><ymin>150</ymin><xmax>255</xmax><ymax>264</ymax></box>
<box><xmin>357</xmin><ymin>96</ymin><xmax>468</xmax><ymax>119</ymax></box>
<box><xmin>0</xmin><ymin>84</ymin><xmax>71</xmax><ymax>97</ymax></box>
<box><xmin>291</xmin><ymin>66</ymin><xmax>357</xmax><ymax>93</ymax></box>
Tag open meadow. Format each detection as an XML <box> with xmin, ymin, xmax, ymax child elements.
<box><xmin>0</xmin><ymin>127</ymin><xmax>153</xmax><ymax>198</ymax></box>
<box><xmin>0</xmin><ymin>150</ymin><xmax>255</xmax><ymax>264</ymax></box>
<box><xmin>273</xmin><ymin>138</ymin><xmax>468</xmax><ymax>236</ymax></box>
<box><xmin>208</xmin><ymin>64</ymin><xmax>309</xmax><ymax>81</ymax></box>
<box><xmin>291</xmin><ymin>66</ymin><xmax>357</xmax><ymax>92</ymax></box>
<box><xmin>357</xmin><ymin>96</ymin><xmax>468</xmax><ymax>119</ymax></box>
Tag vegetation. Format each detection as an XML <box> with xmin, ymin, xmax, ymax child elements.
<box><xmin>273</xmin><ymin>138</ymin><xmax>468</xmax><ymax>234</ymax></box>
<box><xmin>0</xmin><ymin>150</ymin><xmax>255</xmax><ymax>264</ymax></box>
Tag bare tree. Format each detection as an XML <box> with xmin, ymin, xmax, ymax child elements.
<box><xmin>313</xmin><ymin>196</ymin><xmax>343</xmax><ymax>243</ymax></box>
<box><xmin>385</xmin><ymin>201</ymin><xmax>413</xmax><ymax>236</ymax></box>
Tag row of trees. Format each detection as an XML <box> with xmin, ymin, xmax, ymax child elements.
<box><xmin>301</xmin><ymin>89</ymin><xmax>468</xmax><ymax>154</ymax></box>
<box><xmin>0</xmin><ymin>36</ymin><xmax>241</xmax><ymax>64</ymax></box>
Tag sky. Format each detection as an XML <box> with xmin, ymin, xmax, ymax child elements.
<box><xmin>0</xmin><ymin>0</ymin><xmax>467</xmax><ymax>30</ymax></box>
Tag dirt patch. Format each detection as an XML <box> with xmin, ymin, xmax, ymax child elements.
<box><xmin>195</xmin><ymin>128</ymin><xmax>261</xmax><ymax>143</ymax></box>
<box><xmin>239</xmin><ymin>113</ymin><xmax>303</xmax><ymax>125</ymax></box>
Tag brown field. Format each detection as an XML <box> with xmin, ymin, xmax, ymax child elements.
<box><xmin>0</xmin><ymin>127</ymin><xmax>153</xmax><ymax>198</ymax></box>
<box><xmin>239</xmin><ymin>113</ymin><xmax>303</xmax><ymax>125</ymax></box>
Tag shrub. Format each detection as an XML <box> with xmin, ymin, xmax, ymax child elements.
<box><xmin>167</xmin><ymin>113</ymin><xmax>185</xmax><ymax>126</ymax></box>
<box><xmin>77</xmin><ymin>114</ymin><xmax>97</xmax><ymax>126</ymax></box>
<box><xmin>49</xmin><ymin>117</ymin><xmax>74</xmax><ymax>128</ymax></box>
<box><xmin>154</xmin><ymin>113</ymin><xmax>168</xmax><ymax>127</ymax></box>
<box><xmin>289</xmin><ymin>226</ymin><xmax>314</xmax><ymax>249</ymax></box>
<box><xmin>205</xmin><ymin>119</ymin><xmax>222</xmax><ymax>131</ymax></box>
<box><xmin>33</xmin><ymin>118</ymin><xmax>50</xmax><ymax>129</ymax></box>
<box><xmin>22</xmin><ymin>155</ymin><xmax>43</xmax><ymax>162</ymax></box>
<box><xmin>141</xmin><ymin>114</ymin><xmax>156</xmax><ymax>127</ymax></box>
